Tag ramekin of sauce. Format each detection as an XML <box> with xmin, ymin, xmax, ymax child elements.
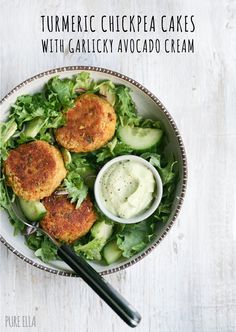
<box><xmin>94</xmin><ymin>155</ymin><xmax>163</xmax><ymax>224</ymax></box>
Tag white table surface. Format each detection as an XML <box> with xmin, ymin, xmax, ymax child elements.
<box><xmin>0</xmin><ymin>1</ymin><xmax>236</xmax><ymax>331</ymax></box>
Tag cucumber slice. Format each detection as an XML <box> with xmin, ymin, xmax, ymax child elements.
<box><xmin>91</xmin><ymin>220</ymin><xmax>113</xmax><ymax>240</ymax></box>
<box><xmin>117</xmin><ymin>126</ymin><xmax>163</xmax><ymax>151</ymax></box>
<box><xmin>24</xmin><ymin>117</ymin><xmax>45</xmax><ymax>138</ymax></box>
<box><xmin>18</xmin><ymin>197</ymin><xmax>46</xmax><ymax>222</ymax></box>
<box><xmin>103</xmin><ymin>240</ymin><xmax>122</xmax><ymax>265</ymax></box>
<box><xmin>61</xmin><ymin>148</ymin><xmax>72</xmax><ymax>166</ymax></box>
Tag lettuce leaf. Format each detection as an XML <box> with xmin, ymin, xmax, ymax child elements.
<box><xmin>47</xmin><ymin>77</ymin><xmax>75</xmax><ymax>108</ymax></box>
<box><xmin>63</xmin><ymin>160</ymin><xmax>88</xmax><ymax>209</ymax></box>
<box><xmin>74</xmin><ymin>238</ymin><xmax>106</xmax><ymax>261</ymax></box>
<box><xmin>116</xmin><ymin>220</ymin><xmax>155</xmax><ymax>258</ymax></box>
<box><xmin>74</xmin><ymin>72</ymin><xmax>94</xmax><ymax>91</ymax></box>
<box><xmin>141</xmin><ymin>152</ymin><xmax>177</xmax><ymax>185</ymax></box>
<box><xmin>141</xmin><ymin>152</ymin><xmax>178</xmax><ymax>222</ymax></box>
<box><xmin>94</xmin><ymin>137</ymin><xmax>133</xmax><ymax>163</ymax></box>
<box><xmin>115</xmin><ymin>85</ymin><xmax>140</xmax><ymax>126</ymax></box>
<box><xmin>26</xmin><ymin>233</ymin><xmax>58</xmax><ymax>263</ymax></box>
<box><xmin>138</xmin><ymin>118</ymin><xmax>162</xmax><ymax>129</ymax></box>
<box><xmin>0</xmin><ymin>176</ymin><xmax>24</xmax><ymax>234</ymax></box>
<box><xmin>0</xmin><ymin>119</ymin><xmax>17</xmax><ymax>160</ymax></box>
<box><xmin>0</xmin><ymin>178</ymin><xmax>8</xmax><ymax>211</ymax></box>
<box><xmin>62</xmin><ymin>154</ymin><xmax>96</xmax><ymax>208</ymax></box>
<box><xmin>63</xmin><ymin>173</ymin><xmax>88</xmax><ymax>209</ymax></box>
<box><xmin>96</xmin><ymin>81</ymin><xmax>116</xmax><ymax>106</ymax></box>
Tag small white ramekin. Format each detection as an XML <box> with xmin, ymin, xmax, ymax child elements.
<box><xmin>94</xmin><ymin>155</ymin><xmax>163</xmax><ymax>224</ymax></box>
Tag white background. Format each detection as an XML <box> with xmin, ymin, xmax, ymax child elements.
<box><xmin>0</xmin><ymin>1</ymin><xmax>236</xmax><ymax>331</ymax></box>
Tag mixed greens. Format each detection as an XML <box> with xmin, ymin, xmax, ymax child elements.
<box><xmin>0</xmin><ymin>72</ymin><xmax>178</xmax><ymax>265</ymax></box>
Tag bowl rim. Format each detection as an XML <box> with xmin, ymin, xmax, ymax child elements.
<box><xmin>94</xmin><ymin>155</ymin><xmax>163</xmax><ymax>223</ymax></box>
<box><xmin>0</xmin><ymin>65</ymin><xmax>188</xmax><ymax>277</ymax></box>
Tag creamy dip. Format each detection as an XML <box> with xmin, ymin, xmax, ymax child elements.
<box><xmin>100</xmin><ymin>160</ymin><xmax>156</xmax><ymax>219</ymax></box>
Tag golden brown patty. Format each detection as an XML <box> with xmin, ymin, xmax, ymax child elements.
<box><xmin>41</xmin><ymin>195</ymin><xmax>97</xmax><ymax>243</ymax></box>
<box><xmin>55</xmin><ymin>94</ymin><xmax>116</xmax><ymax>152</ymax></box>
<box><xmin>4</xmin><ymin>140</ymin><xmax>67</xmax><ymax>201</ymax></box>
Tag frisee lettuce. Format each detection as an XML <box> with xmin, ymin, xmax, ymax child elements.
<box><xmin>61</xmin><ymin>154</ymin><xmax>97</xmax><ymax>208</ymax></box>
<box><xmin>26</xmin><ymin>233</ymin><xmax>58</xmax><ymax>262</ymax></box>
<box><xmin>74</xmin><ymin>72</ymin><xmax>94</xmax><ymax>91</ymax></box>
<box><xmin>141</xmin><ymin>152</ymin><xmax>178</xmax><ymax>185</ymax></box>
<box><xmin>115</xmin><ymin>85</ymin><xmax>140</xmax><ymax>127</ymax></box>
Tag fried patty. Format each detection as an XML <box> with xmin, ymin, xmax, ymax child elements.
<box><xmin>4</xmin><ymin>140</ymin><xmax>67</xmax><ymax>201</ymax></box>
<box><xmin>55</xmin><ymin>94</ymin><xmax>116</xmax><ymax>152</ymax></box>
<box><xmin>41</xmin><ymin>195</ymin><xmax>97</xmax><ymax>243</ymax></box>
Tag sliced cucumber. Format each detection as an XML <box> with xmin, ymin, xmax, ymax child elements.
<box><xmin>18</xmin><ymin>197</ymin><xmax>46</xmax><ymax>222</ymax></box>
<box><xmin>61</xmin><ymin>148</ymin><xmax>72</xmax><ymax>166</ymax></box>
<box><xmin>103</xmin><ymin>240</ymin><xmax>122</xmax><ymax>265</ymax></box>
<box><xmin>24</xmin><ymin>117</ymin><xmax>45</xmax><ymax>138</ymax></box>
<box><xmin>117</xmin><ymin>126</ymin><xmax>163</xmax><ymax>151</ymax></box>
<box><xmin>91</xmin><ymin>220</ymin><xmax>113</xmax><ymax>240</ymax></box>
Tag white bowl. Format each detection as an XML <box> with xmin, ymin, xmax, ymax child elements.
<box><xmin>0</xmin><ymin>66</ymin><xmax>187</xmax><ymax>276</ymax></box>
<box><xmin>94</xmin><ymin>155</ymin><xmax>163</xmax><ymax>224</ymax></box>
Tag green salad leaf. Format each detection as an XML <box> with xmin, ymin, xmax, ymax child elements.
<box><xmin>0</xmin><ymin>119</ymin><xmax>17</xmax><ymax>144</ymax></box>
<box><xmin>141</xmin><ymin>152</ymin><xmax>177</xmax><ymax>185</ymax></box>
<box><xmin>69</xmin><ymin>154</ymin><xmax>96</xmax><ymax>184</ymax></box>
<box><xmin>96</xmin><ymin>81</ymin><xmax>116</xmax><ymax>106</ymax></box>
<box><xmin>9</xmin><ymin>93</ymin><xmax>63</xmax><ymax>130</ymax></box>
<box><xmin>141</xmin><ymin>152</ymin><xmax>178</xmax><ymax>222</ymax></box>
<box><xmin>115</xmin><ymin>85</ymin><xmax>140</xmax><ymax>126</ymax></box>
<box><xmin>94</xmin><ymin>137</ymin><xmax>133</xmax><ymax>163</ymax></box>
<box><xmin>63</xmin><ymin>173</ymin><xmax>88</xmax><ymax>209</ymax></box>
<box><xmin>46</xmin><ymin>76</ymin><xmax>75</xmax><ymax>108</ymax></box>
<box><xmin>116</xmin><ymin>220</ymin><xmax>155</xmax><ymax>258</ymax></box>
<box><xmin>0</xmin><ymin>178</ymin><xmax>8</xmax><ymax>211</ymax></box>
<box><xmin>139</xmin><ymin>118</ymin><xmax>162</xmax><ymax>129</ymax></box>
<box><xmin>74</xmin><ymin>72</ymin><xmax>94</xmax><ymax>91</ymax></box>
<box><xmin>62</xmin><ymin>154</ymin><xmax>97</xmax><ymax>208</ymax></box>
<box><xmin>74</xmin><ymin>238</ymin><xmax>106</xmax><ymax>261</ymax></box>
<box><xmin>26</xmin><ymin>233</ymin><xmax>58</xmax><ymax>262</ymax></box>
<box><xmin>0</xmin><ymin>176</ymin><xmax>26</xmax><ymax>235</ymax></box>
<box><xmin>0</xmin><ymin>119</ymin><xmax>18</xmax><ymax>160</ymax></box>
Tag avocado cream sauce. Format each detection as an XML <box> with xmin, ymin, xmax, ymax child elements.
<box><xmin>100</xmin><ymin>160</ymin><xmax>156</xmax><ymax>219</ymax></box>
